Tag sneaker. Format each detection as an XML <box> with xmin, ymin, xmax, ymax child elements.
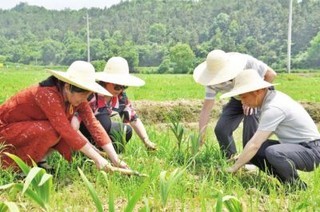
<box><xmin>244</xmin><ymin>164</ymin><xmax>258</xmax><ymax>172</ymax></box>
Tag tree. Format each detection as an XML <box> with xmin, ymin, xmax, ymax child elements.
<box><xmin>169</xmin><ymin>43</ymin><xmax>195</xmax><ymax>74</ymax></box>
<box><xmin>148</xmin><ymin>23</ymin><xmax>166</xmax><ymax>44</ymax></box>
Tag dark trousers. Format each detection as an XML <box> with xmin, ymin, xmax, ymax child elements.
<box><xmin>214</xmin><ymin>97</ymin><xmax>259</xmax><ymax>158</ymax></box>
<box><xmin>251</xmin><ymin>139</ymin><xmax>320</xmax><ymax>183</ymax></box>
<box><xmin>80</xmin><ymin>112</ymin><xmax>133</xmax><ymax>153</ymax></box>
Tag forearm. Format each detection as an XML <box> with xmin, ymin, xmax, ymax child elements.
<box><xmin>230</xmin><ymin>131</ymin><xmax>271</xmax><ymax>172</ymax></box>
<box><xmin>101</xmin><ymin>143</ymin><xmax>121</xmax><ymax>165</ymax></box>
<box><xmin>130</xmin><ymin>118</ymin><xmax>148</xmax><ymax>141</ymax></box>
<box><xmin>199</xmin><ymin>99</ymin><xmax>215</xmax><ymax>139</ymax></box>
<box><xmin>80</xmin><ymin>143</ymin><xmax>108</xmax><ymax>169</ymax></box>
<box><xmin>231</xmin><ymin>142</ymin><xmax>259</xmax><ymax>171</ymax></box>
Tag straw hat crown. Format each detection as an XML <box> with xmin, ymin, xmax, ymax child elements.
<box><xmin>48</xmin><ymin>61</ymin><xmax>112</xmax><ymax>96</ymax></box>
<box><xmin>193</xmin><ymin>50</ymin><xmax>246</xmax><ymax>86</ymax></box>
<box><xmin>220</xmin><ymin>69</ymin><xmax>276</xmax><ymax>99</ymax></box>
<box><xmin>95</xmin><ymin>57</ymin><xmax>145</xmax><ymax>86</ymax></box>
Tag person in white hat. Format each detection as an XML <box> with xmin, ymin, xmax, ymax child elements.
<box><xmin>78</xmin><ymin>56</ymin><xmax>156</xmax><ymax>152</ymax></box>
<box><xmin>193</xmin><ymin>49</ymin><xmax>276</xmax><ymax>159</ymax></box>
<box><xmin>222</xmin><ymin>69</ymin><xmax>320</xmax><ymax>189</ymax></box>
<box><xmin>0</xmin><ymin>61</ymin><xmax>129</xmax><ymax>173</ymax></box>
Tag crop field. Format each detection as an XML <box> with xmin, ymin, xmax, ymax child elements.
<box><xmin>1</xmin><ymin>66</ymin><xmax>320</xmax><ymax>211</ymax></box>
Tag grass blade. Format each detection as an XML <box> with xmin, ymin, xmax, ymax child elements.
<box><xmin>223</xmin><ymin>195</ymin><xmax>242</xmax><ymax>212</ymax></box>
<box><xmin>4</xmin><ymin>153</ymin><xmax>30</xmax><ymax>174</ymax></box>
<box><xmin>22</xmin><ymin>167</ymin><xmax>42</xmax><ymax>195</ymax></box>
<box><xmin>99</xmin><ymin>171</ymin><xmax>115</xmax><ymax>212</ymax></box>
<box><xmin>0</xmin><ymin>183</ymin><xmax>15</xmax><ymax>190</ymax></box>
<box><xmin>38</xmin><ymin>173</ymin><xmax>53</xmax><ymax>203</ymax></box>
<box><xmin>13</xmin><ymin>184</ymin><xmax>47</xmax><ymax>209</ymax></box>
<box><xmin>78</xmin><ymin>167</ymin><xmax>104</xmax><ymax>212</ymax></box>
<box><xmin>124</xmin><ymin>178</ymin><xmax>150</xmax><ymax>212</ymax></box>
<box><xmin>0</xmin><ymin>201</ymin><xmax>20</xmax><ymax>212</ymax></box>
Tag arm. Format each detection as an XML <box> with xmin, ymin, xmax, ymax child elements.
<box><xmin>227</xmin><ymin>130</ymin><xmax>272</xmax><ymax>172</ymax></box>
<box><xmin>75</xmin><ymin>125</ymin><xmax>129</xmax><ymax>169</ymax></box>
<box><xmin>80</xmin><ymin>142</ymin><xmax>111</xmax><ymax>169</ymax></box>
<box><xmin>263</xmin><ymin>66</ymin><xmax>277</xmax><ymax>83</ymax></box>
<box><xmin>131</xmin><ymin>118</ymin><xmax>156</xmax><ymax>150</ymax></box>
<box><xmin>199</xmin><ymin>99</ymin><xmax>215</xmax><ymax>145</ymax></box>
<box><xmin>101</xmin><ymin>143</ymin><xmax>129</xmax><ymax>168</ymax></box>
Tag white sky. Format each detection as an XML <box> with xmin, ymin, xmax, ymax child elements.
<box><xmin>0</xmin><ymin>0</ymin><xmax>122</xmax><ymax>10</ymax></box>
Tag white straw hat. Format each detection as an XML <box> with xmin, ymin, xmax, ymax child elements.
<box><xmin>48</xmin><ymin>61</ymin><xmax>112</xmax><ymax>96</ymax></box>
<box><xmin>220</xmin><ymin>69</ymin><xmax>277</xmax><ymax>99</ymax></box>
<box><xmin>95</xmin><ymin>57</ymin><xmax>145</xmax><ymax>86</ymax></box>
<box><xmin>193</xmin><ymin>50</ymin><xmax>246</xmax><ymax>86</ymax></box>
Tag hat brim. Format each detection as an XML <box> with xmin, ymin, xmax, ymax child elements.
<box><xmin>193</xmin><ymin>55</ymin><xmax>246</xmax><ymax>86</ymax></box>
<box><xmin>95</xmin><ymin>72</ymin><xmax>145</xmax><ymax>86</ymax></box>
<box><xmin>48</xmin><ymin>70</ymin><xmax>112</xmax><ymax>96</ymax></box>
<box><xmin>220</xmin><ymin>82</ymin><xmax>277</xmax><ymax>99</ymax></box>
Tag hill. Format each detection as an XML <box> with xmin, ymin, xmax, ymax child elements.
<box><xmin>0</xmin><ymin>0</ymin><xmax>319</xmax><ymax>70</ymax></box>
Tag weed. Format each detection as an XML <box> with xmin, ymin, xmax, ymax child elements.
<box><xmin>0</xmin><ymin>153</ymin><xmax>53</xmax><ymax>211</ymax></box>
<box><xmin>159</xmin><ymin>167</ymin><xmax>186</xmax><ymax>208</ymax></box>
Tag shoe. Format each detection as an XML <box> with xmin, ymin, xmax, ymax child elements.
<box><xmin>244</xmin><ymin>164</ymin><xmax>258</xmax><ymax>172</ymax></box>
<box><xmin>37</xmin><ymin>161</ymin><xmax>54</xmax><ymax>174</ymax></box>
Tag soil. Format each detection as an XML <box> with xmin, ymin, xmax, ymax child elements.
<box><xmin>132</xmin><ymin>100</ymin><xmax>320</xmax><ymax>124</ymax></box>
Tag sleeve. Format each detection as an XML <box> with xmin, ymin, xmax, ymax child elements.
<box><xmin>245</xmin><ymin>55</ymin><xmax>269</xmax><ymax>78</ymax></box>
<box><xmin>205</xmin><ymin>85</ymin><xmax>218</xmax><ymax>100</ymax></box>
<box><xmin>117</xmin><ymin>92</ymin><xmax>138</xmax><ymax>123</ymax></box>
<box><xmin>78</xmin><ymin>102</ymin><xmax>110</xmax><ymax>147</ymax></box>
<box><xmin>34</xmin><ymin>87</ymin><xmax>87</xmax><ymax>150</ymax></box>
<box><xmin>258</xmin><ymin>107</ymin><xmax>286</xmax><ymax>132</ymax></box>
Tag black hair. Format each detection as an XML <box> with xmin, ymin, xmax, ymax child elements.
<box><xmin>39</xmin><ymin>76</ymin><xmax>88</xmax><ymax>93</ymax></box>
<box><xmin>98</xmin><ymin>81</ymin><xmax>107</xmax><ymax>87</ymax></box>
<box><xmin>69</xmin><ymin>84</ymin><xmax>88</xmax><ymax>93</ymax></box>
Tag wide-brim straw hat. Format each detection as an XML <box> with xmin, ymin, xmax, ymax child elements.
<box><xmin>193</xmin><ymin>50</ymin><xmax>247</xmax><ymax>86</ymax></box>
<box><xmin>95</xmin><ymin>57</ymin><xmax>145</xmax><ymax>86</ymax></box>
<box><xmin>220</xmin><ymin>69</ymin><xmax>277</xmax><ymax>99</ymax></box>
<box><xmin>48</xmin><ymin>61</ymin><xmax>112</xmax><ymax>96</ymax></box>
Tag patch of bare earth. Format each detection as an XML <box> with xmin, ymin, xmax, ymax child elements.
<box><xmin>133</xmin><ymin>100</ymin><xmax>320</xmax><ymax>124</ymax></box>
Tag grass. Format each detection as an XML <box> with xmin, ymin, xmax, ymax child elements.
<box><xmin>1</xmin><ymin>65</ymin><xmax>320</xmax><ymax>103</ymax></box>
<box><xmin>1</xmin><ymin>65</ymin><xmax>320</xmax><ymax>210</ymax></box>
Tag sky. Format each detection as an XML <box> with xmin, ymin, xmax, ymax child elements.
<box><xmin>0</xmin><ymin>0</ymin><xmax>122</xmax><ymax>10</ymax></box>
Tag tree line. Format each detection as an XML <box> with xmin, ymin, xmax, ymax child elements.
<box><xmin>0</xmin><ymin>0</ymin><xmax>319</xmax><ymax>73</ymax></box>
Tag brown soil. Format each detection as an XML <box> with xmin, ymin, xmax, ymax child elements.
<box><xmin>133</xmin><ymin>100</ymin><xmax>320</xmax><ymax>124</ymax></box>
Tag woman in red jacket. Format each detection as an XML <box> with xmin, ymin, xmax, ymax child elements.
<box><xmin>0</xmin><ymin>61</ymin><xmax>128</xmax><ymax>171</ymax></box>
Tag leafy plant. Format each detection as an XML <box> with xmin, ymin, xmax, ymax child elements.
<box><xmin>188</xmin><ymin>133</ymin><xmax>200</xmax><ymax>156</ymax></box>
<box><xmin>77</xmin><ymin>167</ymin><xmax>104</xmax><ymax>212</ymax></box>
<box><xmin>159</xmin><ymin>167</ymin><xmax>186</xmax><ymax>208</ymax></box>
<box><xmin>0</xmin><ymin>201</ymin><xmax>20</xmax><ymax>212</ymax></box>
<box><xmin>110</xmin><ymin>123</ymin><xmax>127</xmax><ymax>153</ymax></box>
<box><xmin>169</xmin><ymin>120</ymin><xmax>185</xmax><ymax>151</ymax></box>
<box><xmin>78</xmin><ymin>168</ymin><xmax>150</xmax><ymax>211</ymax></box>
<box><xmin>0</xmin><ymin>153</ymin><xmax>53</xmax><ymax>211</ymax></box>
<box><xmin>214</xmin><ymin>189</ymin><xmax>242</xmax><ymax>212</ymax></box>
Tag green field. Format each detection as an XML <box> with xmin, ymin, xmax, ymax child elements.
<box><xmin>1</xmin><ymin>66</ymin><xmax>320</xmax><ymax>103</ymax></box>
<box><xmin>1</xmin><ymin>66</ymin><xmax>320</xmax><ymax>211</ymax></box>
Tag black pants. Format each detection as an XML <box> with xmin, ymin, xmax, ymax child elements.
<box><xmin>80</xmin><ymin>112</ymin><xmax>133</xmax><ymax>153</ymax></box>
<box><xmin>215</xmin><ymin>97</ymin><xmax>259</xmax><ymax>158</ymax></box>
<box><xmin>251</xmin><ymin>139</ymin><xmax>320</xmax><ymax>183</ymax></box>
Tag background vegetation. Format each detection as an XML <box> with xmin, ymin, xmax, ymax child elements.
<box><xmin>0</xmin><ymin>0</ymin><xmax>320</xmax><ymax>73</ymax></box>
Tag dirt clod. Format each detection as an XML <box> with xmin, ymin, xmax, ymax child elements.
<box><xmin>132</xmin><ymin>100</ymin><xmax>320</xmax><ymax>124</ymax></box>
